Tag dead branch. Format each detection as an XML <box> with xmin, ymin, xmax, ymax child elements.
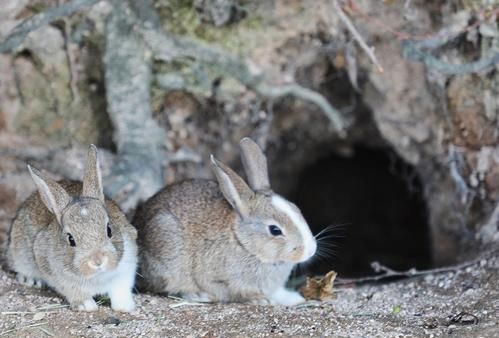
<box><xmin>332</xmin><ymin>0</ymin><xmax>383</xmax><ymax>73</ymax></box>
<box><xmin>103</xmin><ymin>0</ymin><xmax>166</xmax><ymax>211</ymax></box>
<box><xmin>0</xmin><ymin>0</ymin><xmax>100</xmax><ymax>53</ymax></box>
<box><xmin>335</xmin><ymin>248</ymin><xmax>499</xmax><ymax>285</ymax></box>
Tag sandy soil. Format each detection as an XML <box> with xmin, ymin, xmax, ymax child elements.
<box><xmin>0</xmin><ymin>251</ymin><xmax>498</xmax><ymax>338</ymax></box>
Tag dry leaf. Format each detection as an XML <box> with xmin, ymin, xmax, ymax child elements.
<box><xmin>300</xmin><ymin>271</ymin><xmax>337</xmax><ymax>301</ymax></box>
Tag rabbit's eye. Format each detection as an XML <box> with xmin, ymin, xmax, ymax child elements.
<box><xmin>67</xmin><ymin>233</ymin><xmax>76</xmax><ymax>247</ymax></box>
<box><xmin>107</xmin><ymin>224</ymin><xmax>112</xmax><ymax>238</ymax></box>
<box><xmin>268</xmin><ymin>225</ymin><xmax>283</xmax><ymax>236</ymax></box>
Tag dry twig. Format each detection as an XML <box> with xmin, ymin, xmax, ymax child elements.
<box><xmin>336</xmin><ymin>248</ymin><xmax>498</xmax><ymax>285</ymax></box>
<box><xmin>333</xmin><ymin>0</ymin><xmax>383</xmax><ymax>73</ymax></box>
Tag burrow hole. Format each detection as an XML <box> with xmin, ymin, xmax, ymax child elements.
<box><xmin>290</xmin><ymin>146</ymin><xmax>431</xmax><ymax>278</ymax></box>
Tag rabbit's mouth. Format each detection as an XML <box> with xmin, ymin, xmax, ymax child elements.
<box><xmin>80</xmin><ymin>253</ymin><xmax>118</xmax><ymax>277</ymax></box>
<box><xmin>300</xmin><ymin>240</ymin><xmax>317</xmax><ymax>262</ymax></box>
<box><xmin>287</xmin><ymin>243</ymin><xmax>317</xmax><ymax>263</ymax></box>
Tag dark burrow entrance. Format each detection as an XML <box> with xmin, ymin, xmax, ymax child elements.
<box><xmin>292</xmin><ymin>146</ymin><xmax>432</xmax><ymax>278</ymax></box>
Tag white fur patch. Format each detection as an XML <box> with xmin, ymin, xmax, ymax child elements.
<box><xmin>80</xmin><ymin>208</ymin><xmax>88</xmax><ymax>216</ymax></box>
<box><xmin>107</xmin><ymin>238</ymin><xmax>137</xmax><ymax>312</ymax></box>
<box><xmin>270</xmin><ymin>287</ymin><xmax>305</xmax><ymax>306</ymax></box>
<box><xmin>78</xmin><ymin>299</ymin><xmax>98</xmax><ymax>312</ymax></box>
<box><xmin>271</xmin><ymin>195</ymin><xmax>317</xmax><ymax>262</ymax></box>
<box><xmin>84</xmin><ymin>235</ymin><xmax>137</xmax><ymax>312</ymax></box>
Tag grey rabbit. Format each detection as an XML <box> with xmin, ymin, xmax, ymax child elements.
<box><xmin>134</xmin><ymin>137</ymin><xmax>316</xmax><ymax>305</ymax></box>
<box><xmin>7</xmin><ymin>145</ymin><xmax>138</xmax><ymax>312</ymax></box>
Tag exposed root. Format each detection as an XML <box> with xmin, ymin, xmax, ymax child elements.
<box><xmin>0</xmin><ymin>0</ymin><xmax>100</xmax><ymax>53</ymax></box>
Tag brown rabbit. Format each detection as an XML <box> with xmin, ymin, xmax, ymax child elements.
<box><xmin>134</xmin><ymin>138</ymin><xmax>316</xmax><ymax>305</ymax></box>
<box><xmin>6</xmin><ymin>145</ymin><xmax>138</xmax><ymax>312</ymax></box>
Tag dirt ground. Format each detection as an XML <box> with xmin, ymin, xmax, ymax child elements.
<box><xmin>0</xmin><ymin>251</ymin><xmax>498</xmax><ymax>338</ymax></box>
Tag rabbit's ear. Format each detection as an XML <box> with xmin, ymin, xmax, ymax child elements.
<box><xmin>82</xmin><ymin>144</ymin><xmax>104</xmax><ymax>202</ymax></box>
<box><xmin>239</xmin><ymin>137</ymin><xmax>270</xmax><ymax>193</ymax></box>
<box><xmin>210</xmin><ymin>155</ymin><xmax>252</xmax><ymax>218</ymax></box>
<box><xmin>28</xmin><ymin>165</ymin><xmax>70</xmax><ymax>224</ymax></box>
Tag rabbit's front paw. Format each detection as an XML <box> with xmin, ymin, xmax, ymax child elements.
<box><xmin>111</xmin><ymin>293</ymin><xmax>135</xmax><ymax>312</ymax></box>
<box><xmin>109</xmin><ymin>286</ymin><xmax>135</xmax><ymax>312</ymax></box>
<box><xmin>249</xmin><ymin>297</ymin><xmax>271</xmax><ymax>305</ymax></box>
<box><xmin>74</xmin><ymin>299</ymin><xmax>98</xmax><ymax>312</ymax></box>
<box><xmin>16</xmin><ymin>274</ymin><xmax>44</xmax><ymax>288</ymax></box>
<box><xmin>181</xmin><ymin>292</ymin><xmax>212</xmax><ymax>303</ymax></box>
<box><xmin>270</xmin><ymin>287</ymin><xmax>305</xmax><ymax>306</ymax></box>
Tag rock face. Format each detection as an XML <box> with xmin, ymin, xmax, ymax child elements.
<box><xmin>0</xmin><ymin>0</ymin><xmax>498</xmax><ymax>270</ymax></box>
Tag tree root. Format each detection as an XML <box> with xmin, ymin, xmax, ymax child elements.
<box><xmin>403</xmin><ymin>39</ymin><xmax>499</xmax><ymax>75</ymax></box>
<box><xmin>0</xmin><ymin>0</ymin><xmax>100</xmax><ymax>53</ymax></box>
<box><xmin>103</xmin><ymin>0</ymin><xmax>166</xmax><ymax>211</ymax></box>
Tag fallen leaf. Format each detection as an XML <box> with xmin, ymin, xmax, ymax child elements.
<box><xmin>300</xmin><ymin>271</ymin><xmax>337</xmax><ymax>301</ymax></box>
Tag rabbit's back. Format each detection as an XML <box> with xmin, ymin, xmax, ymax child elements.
<box><xmin>134</xmin><ymin>179</ymin><xmax>238</xmax><ymax>293</ymax></box>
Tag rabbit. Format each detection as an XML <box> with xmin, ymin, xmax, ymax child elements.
<box><xmin>133</xmin><ymin>137</ymin><xmax>317</xmax><ymax>306</ymax></box>
<box><xmin>6</xmin><ymin>145</ymin><xmax>138</xmax><ymax>312</ymax></box>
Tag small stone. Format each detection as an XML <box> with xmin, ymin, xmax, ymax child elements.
<box><xmin>33</xmin><ymin>312</ymin><xmax>45</xmax><ymax>321</ymax></box>
<box><xmin>103</xmin><ymin>316</ymin><xmax>121</xmax><ymax>326</ymax></box>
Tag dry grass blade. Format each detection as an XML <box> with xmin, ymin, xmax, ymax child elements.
<box><xmin>1</xmin><ymin>303</ymin><xmax>69</xmax><ymax>316</ymax></box>
<box><xmin>0</xmin><ymin>322</ymin><xmax>49</xmax><ymax>336</ymax></box>
<box><xmin>1</xmin><ymin>311</ymin><xmax>33</xmax><ymax>315</ymax></box>
<box><xmin>169</xmin><ymin>301</ymin><xmax>209</xmax><ymax>309</ymax></box>
<box><xmin>38</xmin><ymin>327</ymin><xmax>55</xmax><ymax>337</ymax></box>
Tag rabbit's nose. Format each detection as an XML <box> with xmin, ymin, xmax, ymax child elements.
<box><xmin>88</xmin><ymin>254</ymin><xmax>108</xmax><ymax>270</ymax></box>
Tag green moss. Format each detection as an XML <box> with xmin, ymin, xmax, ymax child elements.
<box><xmin>156</xmin><ymin>0</ymin><xmax>265</xmax><ymax>56</ymax></box>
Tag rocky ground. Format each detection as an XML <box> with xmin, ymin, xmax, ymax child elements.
<box><xmin>0</xmin><ymin>250</ymin><xmax>498</xmax><ymax>338</ymax></box>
